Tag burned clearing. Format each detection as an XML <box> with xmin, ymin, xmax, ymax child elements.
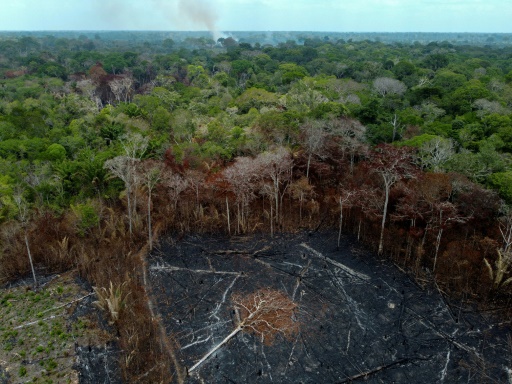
<box><xmin>149</xmin><ymin>232</ymin><xmax>512</xmax><ymax>383</ymax></box>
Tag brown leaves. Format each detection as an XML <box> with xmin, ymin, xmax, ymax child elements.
<box><xmin>232</xmin><ymin>288</ymin><xmax>299</xmax><ymax>345</ymax></box>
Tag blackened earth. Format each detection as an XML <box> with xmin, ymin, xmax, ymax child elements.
<box><xmin>149</xmin><ymin>232</ymin><xmax>512</xmax><ymax>384</ymax></box>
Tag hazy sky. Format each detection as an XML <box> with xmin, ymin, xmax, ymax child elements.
<box><xmin>1</xmin><ymin>0</ymin><xmax>510</xmax><ymax>33</ymax></box>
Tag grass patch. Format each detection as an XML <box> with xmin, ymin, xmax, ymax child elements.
<box><xmin>0</xmin><ymin>271</ymin><xmax>112</xmax><ymax>382</ymax></box>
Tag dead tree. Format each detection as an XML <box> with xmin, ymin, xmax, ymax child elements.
<box><xmin>300</xmin><ymin>119</ymin><xmax>328</xmax><ymax>180</ymax></box>
<box><xmin>338</xmin><ymin>187</ymin><xmax>356</xmax><ymax>248</ymax></box>
<box><xmin>390</xmin><ymin>113</ymin><xmax>404</xmax><ymax>142</ymax></box>
<box><xmin>188</xmin><ymin>288</ymin><xmax>298</xmax><ymax>373</ymax></box>
<box><xmin>368</xmin><ymin>144</ymin><xmax>418</xmax><ymax>255</ymax></box>
<box><xmin>137</xmin><ymin>160</ymin><xmax>163</xmax><ymax>250</ymax></box>
<box><xmin>104</xmin><ymin>134</ymin><xmax>148</xmax><ymax>236</ymax></box>
<box><xmin>104</xmin><ymin>155</ymin><xmax>138</xmax><ymax>236</ymax></box>
<box><xmin>329</xmin><ymin>117</ymin><xmax>367</xmax><ymax>174</ymax></box>
<box><xmin>256</xmin><ymin>147</ymin><xmax>293</xmax><ymax>233</ymax></box>
<box><xmin>13</xmin><ymin>189</ymin><xmax>37</xmax><ymax>288</ymax></box>
<box><xmin>109</xmin><ymin>76</ymin><xmax>133</xmax><ymax>104</ymax></box>
<box><xmin>222</xmin><ymin>156</ymin><xmax>261</xmax><ymax>234</ymax></box>
<box><xmin>289</xmin><ymin>176</ymin><xmax>316</xmax><ymax>224</ymax></box>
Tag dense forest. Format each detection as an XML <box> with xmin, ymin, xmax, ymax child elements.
<box><xmin>1</xmin><ymin>32</ymin><xmax>512</xmax><ymax>382</ymax></box>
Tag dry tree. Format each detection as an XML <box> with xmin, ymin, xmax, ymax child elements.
<box><xmin>188</xmin><ymin>288</ymin><xmax>299</xmax><ymax>373</ymax></box>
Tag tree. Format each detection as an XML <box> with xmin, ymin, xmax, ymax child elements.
<box><xmin>279</xmin><ymin>63</ymin><xmax>308</xmax><ymax>84</ymax></box>
<box><xmin>104</xmin><ymin>155</ymin><xmax>138</xmax><ymax>236</ymax></box>
<box><xmin>372</xmin><ymin>77</ymin><xmax>407</xmax><ymax>98</ymax></box>
<box><xmin>257</xmin><ymin>147</ymin><xmax>293</xmax><ymax>236</ymax></box>
<box><xmin>419</xmin><ymin>136</ymin><xmax>455</xmax><ymax>172</ymax></box>
<box><xmin>289</xmin><ymin>176</ymin><xmax>316</xmax><ymax>223</ymax></box>
<box><xmin>329</xmin><ymin>117</ymin><xmax>367</xmax><ymax>173</ymax></box>
<box><xmin>389</xmin><ymin>113</ymin><xmax>404</xmax><ymax>142</ymax></box>
<box><xmin>222</xmin><ymin>156</ymin><xmax>262</xmax><ymax>234</ymax></box>
<box><xmin>429</xmin><ymin>201</ymin><xmax>466</xmax><ymax>272</ymax></box>
<box><xmin>137</xmin><ymin>160</ymin><xmax>162</xmax><ymax>250</ymax></box>
<box><xmin>423</xmin><ymin>53</ymin><xmax>449</xmax><ymax>71</ymax></box>
<box><xmin>13</xmin><ymin>189</ymin><xmax>37</xmax><ymax>288</ymax></box>
<box><xmin>368</xmin><ymin>144</ymin><xmax>418</xmax><ymax>254</ymax></box>
<box><xmin>300</xmin><ymin>119</ymin><xmax>328</xmax><ymax>180</ymax></box>
<box><xmin>76</xmin><ymin>79</ymin><xmax>102</xmax><ymax>110</ymax></box>
<box><xmin>337</xmin><ymin>187</ymin><xmax>356</xmax><ymax>248</ymax></box>
<box><xmin>188</xmin><ymin>288</ymin><xmax>298</xmax><ymax>373</ymax></box>
<box><xmin>109</xmin><ymin>76</ymin><xmax>133</xmax><ymax>104</ymax></box>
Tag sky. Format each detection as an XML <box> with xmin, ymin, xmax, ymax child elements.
<box><xmin>1</xmin><ymin>0</ymin><xmax>510</xmax><ymax>34</ymax></box>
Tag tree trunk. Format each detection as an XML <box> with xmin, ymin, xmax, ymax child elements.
<box><xmin>433</xmin><ymin>228</ymin><xmax>443</xmax><ymax>273</ymax></box>
<box><xmin>270</xmin><ymin>202</ymin><xmax>274</xmax><ymax>238</ymax></box>
<box><xmin>378</xmin><ymin>184</ymin><xmax>390</xmax><ymax>255</ymax></box>
<box><xmin>127</xmin><ymin>184</ymin><xmax>133</xmax><ymax>236</ymax></box>
<box><xmin>338</xmin><ymin>197</ymin><xmax>343</xmax><ymax>249</ymax></box>
<box><xmin>189</xmin><ymin>325</ymin><xmax>242</xmax><ymax>373</ymax></box>
<box><xmin>306</xmin><ymin>153</ymin><xmax>312</xmax><ymax>180</ymax></box>
<box><xmin>25</xmin><ymin>233</ymin><xmax>37</xmax><ymax>288</ymax></box>
<box><xmin>236</xmin><ymin>202</ymin><xmax>240</xmax><ymax>234</ymax></box>
<box><xmin>147</xmin><ymin>191</ymin><xmax>153</xmax><ymax>250</ymax></box>
<box><xmin>299</xmin><ymin>192</ymin><xmax>303</xmax><ymax>223</ymax></box>
<box><xmin>226</xmin><ymin>196</ymin><xmax>231</xmax><ymax>236</ymax></box>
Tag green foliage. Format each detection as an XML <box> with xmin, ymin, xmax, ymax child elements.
<box><xmin>399</xmin><ymin>133</ymin><xmax>438</xmax><ymax>148</ymax></box>
<box><xmin>309</xmin><ymin>102</ymin><xmax>349</xmax><ymax>119</ymax></box>
<box><xmin>235</xmin><ymin>88</ymin><xmax>279</xmax><ymax>113</ymax></box>
<box><xmin>489</xmin><ymin>172</ymin><xmax>512</xmax><ymax>203</ymax></box>
<box><xmin>41</xmin><ymin>143</ymin><xmax>66</xmax><ymax>162</ymax></box>
<box><xmin>279</xmin><ymin>63</ymin><xmax>309</xmax><ymax>84</ymax></box>
<box><xmin>71</xmin><ymin>202</ymin><xmax>100</xmax><ymax>236</ymax></box>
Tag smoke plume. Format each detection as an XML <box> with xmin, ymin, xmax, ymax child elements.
<box><xmin>178</xmin><ymin>0</ymin><xmax>219</xmax><ymax>36</ymax></box>
<box><xmin>94</xmin><ymin>0</ymin><xmax>222</xmax><ymax>40</ymax></box>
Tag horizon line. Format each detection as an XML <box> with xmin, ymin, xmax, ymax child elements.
<box><xmin>0</xmin><ymin>30</ymin><xmax>510</xmax><ymax>34</ymax></box>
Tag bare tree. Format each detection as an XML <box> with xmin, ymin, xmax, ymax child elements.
<box><xmin>256</xmin><ymin>147</ymin><xmax>293</xmax><ymax>235</ymax></box>
<box><xmin>104</xmin><ymin>155</ymin><xmax>138</xmax><ymax>236</ymax></box>
<box><xmin>419</xmin><ymin>136</ymin><xmax>454</xmax><ymax>172</ymax></box>
<box><xmin>337</xmin><ymin>187</ymin><xmax>356</xmax><ymax>248</ymax></box>
<box><xmin>188</xmin><ymin>288</ymin><xmax>298</xmax><ymax>373</ymax></box>
<box><xmin>109</xmin><ymin>76</ymin><xmax>133</xmax><ymax>104</ymax></box>
<box><xmin>122</xmin><ymin>133</ymin><xmax>149</xmax><ymax>222</ymax></box>
<box><xmin>369</xmin><ymin>145</ymin><xmax>418</xmax><ymax>255</ymax></box>
<box><xmin>430</xmin><ymin>201</ymin><xmax>467</xmax><ymax>272</ymax></box>
<box><xmin>163</xmin><ymin>172</ymin><xmax>188</xmax><ymax>212</ymax></box>
<box><xmin>222</xmin><ymin>157</ymin><xmax>262</xmax><ymax>234</ymax></box>
<box><xmin>373</xmin><ymin>77</ymin><xmax>407</xmax><ymax>98</ymax></box>
<box><xmin>328</xmin><ymin>117</ymin><xmax>367</xmax><ymax>173</ymax></box>
<box><xmin>77</xmin><ymin>79</ymin><xmax>102</xmax><ymax>110</ymax></box>
<box><xmin>13</xmin><ymin>189</ymin><xmax>37</xmax><ymax>288</ymax></box>
<box><xmin>137</xmin><ymin>160</ymin><xmax>163</xmax><ymax>250</ymax></box>
<box><xmin>289</xmin><ymin>176</ymin><xmax>316</xmax><ymax>223</ymax></box>
<box><xmin>300</xmin><ymin>119</ymin><xmax>329</xmax><ymax>180</ymax></box>
<box><xmin>389</xmin><ymin>113</ymin><xmax>404</xmax><ymax>142</ymax></box>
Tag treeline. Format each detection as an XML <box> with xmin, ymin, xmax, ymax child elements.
<box><xmin>1</xmin><ymin>33</ymin><xmax>512</xmax><ymax>382</ymax></box>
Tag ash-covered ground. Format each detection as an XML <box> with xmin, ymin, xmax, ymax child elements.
<box><xmin>149</xmin><ymin>232</ymin><xmax>512</xmax><ymax>383</ymax></box>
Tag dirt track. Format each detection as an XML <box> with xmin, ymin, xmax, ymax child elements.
<box><xmin>149</xmin><ymin>232</ymin><xmax>512</xmax><ymax>383</ymax></box>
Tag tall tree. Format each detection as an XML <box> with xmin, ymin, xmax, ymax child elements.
<box><xmin>13</xmin><ymin>189</ymin><xmax>37</xmax><ymax>288</ymax></box>
<box><xmin>368</xmin><ymin>144</ymin><xmax>418</xmax><ymax>254</ymax></box>
<box><xmin>300</xmin><ymin>119</ymin><xmax>328</xmax><ymax>180</ymax></box>
<box><xmin>257</xmin><ymin>147</ymin><xmax>293</xmax><ymax>235</ymax></box>
<box><xmin>222</xmin><ymin>156</ymin><xmax>261</xmax><ymax>234</ymax></box>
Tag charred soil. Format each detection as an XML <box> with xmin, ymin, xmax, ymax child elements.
<box><xmin>148</xmin><ymin>231</ymin><xmax>512</xmax><ymax>383</ymax></box>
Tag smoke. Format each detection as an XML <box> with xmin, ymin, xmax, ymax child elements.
<box><xmin>178</xmin><ymin>0</ymin><xmax>219</xmax><ymax>36</ymax></box>
<box><xmin>93</xmin><ymin>0</ymin><xmax>222</xmax><ymax>40</ymax></box>
<box><xmin>152</xmin><ymin>0</ymin><xmax>221</xmax><ymax>40</ymax></box>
